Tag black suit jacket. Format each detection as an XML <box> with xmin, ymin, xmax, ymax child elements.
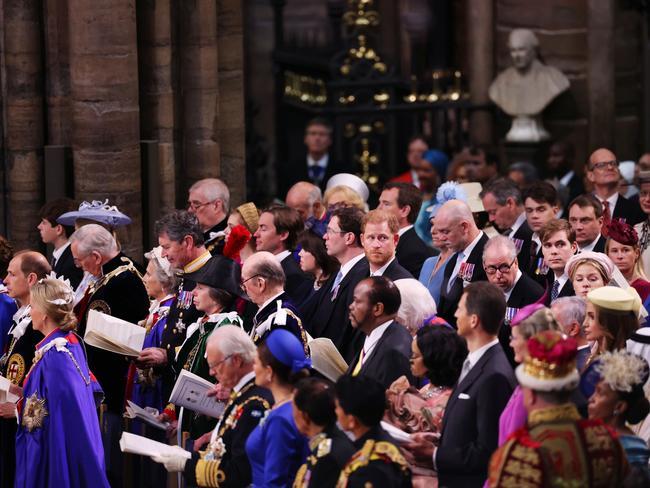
<box><xmin>590</xmin><ymin>235</ymin><xmax>607</xmax><ymax>253</ymax></box>
<box><xmin>510</xmin><ymin>220</ymin><xmax>533</xmax><ymax>273</ymax></box>
<box><xmin>378</xmin><ymin>258</ymin><xmax>413</xmax><ymax>281</ymax></box>
<box><xmin>524</xmin><ymin>243</ymin><xmax>549</xmax><ymax>289</ymax></box>
<box><xmin>438</xmin><ymin>233</ymin><xmax>489</xmax><ymax>326</ymax></box>
<box><xmin>612</xmin><ymin>194</ymin><xmax>645</xmax><ymax>226</ymax></box>
<box><xmin>395</xmin><ymin>227</ymin><xmax>435</xmax><ymax>278</ymax></box>
<box><xmin>542</xmin><ymin>275</ymin><xmax>576</xmax><ymax>307</ymax></box>
<box><xmin>280</xmin><ymin>253</ymin><xmax>313</xmax><ymax>307</ymax></box>
<box><xmin>499</xmin><ymin>274</ymin><xmax>545</xmax><ymax>368</ymax></box>
<box><xmin>345</xmin><ymin>321</ymin><xmax>414</xmax><ymax>389</ymax></box>
<box><xmin>304</xmin><ymin>256</ymin><xmax>369</xmax><ymax>363</ymax></box>
<box><xmin>437</xmin><ymin>343</ymin><xmax>516</xmax><ymax>488</ymax></box>
<box><xmin>279</xmin><ymin>154</ymin><xmax>346</xmax><ymax>196</ymax></box>
<box><xmin>53</xmin><ymin>245</ymin><xmax>83</xmax><ymax>290</ymax></box>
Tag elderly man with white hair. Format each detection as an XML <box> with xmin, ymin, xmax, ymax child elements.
<box><xmin>285</xmin><ymin>181</ymin><xmax>326</xmax><ymax>223</ymax></box>
<box><xmin>550</xmin><ymin>296</ymin><xmax>589</xmax><ymax>371</ymax></box>
<box><xmin>70</xmin><ymin>223</ymin><xmax>149</xmax><ymax>487</ymax></box>
<box><xmin>483</xmin><ymin>235</ymin><xmax>545</xmax><ymax>367</ymax></box>
<box><xmin>435</xmin><ymin>200</ymin><xmax>489</xmax><ymax>326</ymax></box>
<box><xmin>187</xmin><ymin>178</ymin><xmax>230</xmax><ymax>254</ymax></box>
<box><xmin>393</xmin><ymin>278</ymin><xmax>437</xmax><ymax>335</ymax></box>
<box><xmin>152</xmin><ymin>325</ymin><xmax>274</xmax><ymax>486</ymax></box>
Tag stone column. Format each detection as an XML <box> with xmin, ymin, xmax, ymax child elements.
<box><xmin>466</xmin><ymin>0</ymin><xmax>493</xmax><ymax>146</ymax></box>
<box><xmin>179</xmin><ymin>0</ymin><xmax>220</xmax><ymax>195</ymax></box>
<box><xmin>587</xmin><ymin>0</ymin><xmax>615</xmax><ymax>149</ymax></box>
<box><xmin>217</xmin><ymin>0</ymin><xmax>246</xmax><ymax>206</ymax></box>
<box><xmin>138</xmin><ymin>0</ymin><xmax>177</xmax><ymax>213</ymax></box>
<box><xmin>68</xmin><ymin>0</ymin><xmax>142</xmax><ymax>258</ymax></box>
<box><xmin>3</xmin><ymin>0</ymin><xmax>44</xmax><ymax>248</ymax></box>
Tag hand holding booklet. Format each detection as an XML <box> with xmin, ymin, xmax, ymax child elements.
<box><xmin>169</xmin><ymin>369</ymin><xmax>225</xmax><ymax>418</ymax></box>
<box><xmin>84</xmin><ymin>309</ymin><xmax>146</xmax><ymax>356</ymax></box>
<box><xmin>119</xmin><ymin>431</ymin><xmax>191</xmax><ymax>459</ymax></box>
<box><xmin>0</xmin><ymin>375</ymin><xmax>19</xmax><ymax>404</ymax></box>
<box><xmin>381</xmin><ymin>421</ymin><xmax>411</xmax><ymax>444</ymax></box>
<box><xmin>124</xmin><ymin>400</ymin><xmax>168</xmax><ymax>431</ymax></box>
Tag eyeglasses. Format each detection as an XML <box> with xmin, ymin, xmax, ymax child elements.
<box><xmin>240</xmin><ymin>274</ymin><xmax>261</xmax><ymax>290</ymax></box>
<box><xmin>484</xmin><ymin>258</ymin><xmax>516</xmax><ymax>275</ymax></box>
<box><xmin>208</xmin><ymin>354</ymin><xmax>233</xmax><ymax>370</ymax></box>
<box><xmin>187</xmin><ymin>199</ymin><xmax>216</xmax><ymax>210</ymax></box>
<box><xmin>589</xmin><ymin>160</ymin><xmax>618</xmax><ymax>171</ymax></box>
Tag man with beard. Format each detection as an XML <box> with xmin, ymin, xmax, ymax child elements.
<box><xmin>361</xmin><ymin>210</ymin><xmax>412</xmax><ymax>280</ymax></box>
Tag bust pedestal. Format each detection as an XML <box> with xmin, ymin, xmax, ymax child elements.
<box><xmin>505</xmin><ymin>115</ymin><xmax>550</xmax><ymax>142</ymax></box>
<box><xmin>501</xmin><ymin>139</ymin><xmax>551</xmax><ymax>170</ymax></box>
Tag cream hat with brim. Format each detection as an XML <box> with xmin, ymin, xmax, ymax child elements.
<box><xmin>458</xmin><ymin>182</ymin><xmax>485</xmax><ymax>213</ymax></box>
<box><xmin>587</xmin><ymin>286</ymin><xmax>642</xmax><ymax>315</ymax></box>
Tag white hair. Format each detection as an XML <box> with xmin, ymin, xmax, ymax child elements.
<box><xmin>394</xmin><ymin>278</ymin><xmax>436</xmax><ymax>334</ymax></box>
<box><xmin>551</xmin><ymin>296</ymin><xmax>586</xmax><ymax>337</ymax></box>
<box><xmin>69</xmin><ymin>224</ymin><xmax>118</xmax><ymax>257</ymax></box>
<box><xmin>190</xmin><ymin>178</ymin><xmax>230</xmax><ymax>213</ymax></box>
<box><xmin>483</xmin><ymin>235</ymin><xmax>518</xmax><ymax>262</ymax></box>
<box><xmin>208</xmin><ymin>325</ymin><xmax>256</xmax><ymax>364</ymax></box>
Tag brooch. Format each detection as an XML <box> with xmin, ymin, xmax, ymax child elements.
<box><xmin>22</xmin><ymin>393</ymin><xmax>48</xmax><ymax>432</ymax></box>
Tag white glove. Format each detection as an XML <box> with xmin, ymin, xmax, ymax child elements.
<box><xmin>151</xmin><ymin>446</ymin><xmax>189</xmax><ymax>472</ymax></box>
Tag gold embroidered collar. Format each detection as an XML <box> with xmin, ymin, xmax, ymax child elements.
<box><xmin>528</xmin><ymin>403</ymin><xmax>580</xmax><ymax>428</ymax></box>
<box><xmin>183</xmin><ymin>251</ymin><xmax>212</xmax><ymax>274</ymax></box>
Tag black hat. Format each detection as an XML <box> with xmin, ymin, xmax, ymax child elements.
<box><xmin>184</xmin><ymin>256</ymin><xmax>247</xmax><ymax>300</ymax></box>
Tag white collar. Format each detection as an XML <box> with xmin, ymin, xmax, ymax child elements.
<box><xmin>338</xmin><ymin>252</ymin><xmax>365</xmax><ymax>280</ymax></box>
<box><xmin>579</xmin><ymin>234</ymin><xmax>602</xmax><ymax>253</ymax></box>
<box><xmin>504</xmin><ymin>270</ymin><xmax>523</xmax><ymax>301</ymax></box>
<box><xmin>532</xmin><ymin>233</ymin><xmax>541</xmax><ymax>248</ymax></box>
<box><xmin>275</xmin><ymin>250</ymin><xmax>292</xmax><ymax>263</ymax></box>
<box><xmin>361</xmin><ymin>320</ymin><xmax>393</xmax><ymax>361</ymax></box>
<box><xmin>460</xmin><ymin>231</ymin><xmax>484</xmax><ymax>258</ymax></box>
<box><xmin>52</xmin><ymin>241</ymin><xmax>70</xmax><ymax>263</ymax></box>
<box><xmin>559</xmin><ymin>170</ymin><xmax>575</xmax><ymax>187</ymax></box>
<box><xmin>552</xmin><ymin>273</ymin><xmax>570</xmax><ymax>290</ymax></box>
<box><xmin>307</xmin><ymin>154</ymin><xmax>329</xmax><ymax>168</ymax></box>
<box><xmin>508</xmin><ymin>213</ymin><xmax>527</xmax><ymax>237</ymax></box>
<box><xmin>233</xmin><ymin>371</ymin><xmax>256</xmax><ymax>394</ymax></box>
<box><xmin>595</xmin><ymin>192</ymin><xmax>619</xmax><ymax>210</ymax></box>
<box><xmin>369</xmin><ymin>256</ymin><xmax>395</xmax><ymax>276</ymax></box>
<box><xmin>398</xmin><ymin>225</ymin><xmax>413</xmax><ymax>237</ymax></box>
<box><xmin>255</xmin><ymin>291</ymin><xmax>285</xmax><ymax>319</ymax></box>
<box><xmin>466</xmin><ymin>338</ymin><xmax>499</xmax><ymax>370</ymax></box>
<box><xmin>10</xmin><ymin>305</ymin><xmax>32</xmax><ymax>339</ymax></box>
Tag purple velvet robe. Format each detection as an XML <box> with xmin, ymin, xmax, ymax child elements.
<box><xmin>14</xmin><ymin>329</ymin><xmax>109</xmax><ymax>488</ymax></box>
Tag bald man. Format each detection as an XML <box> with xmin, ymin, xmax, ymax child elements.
<box><xmin>586</xmin><ymin>148</ymin><xmax>644</xmax><ymax>227</ymax></box>
<box><xmin>435</xmin><ymin>200</ymin><xmax>489</xmax><ymax>326</ymax></box>
<box><xmin>285</xmin><ymin>181</ymin><xmax>325</xmax><ymax>223</ymax></box>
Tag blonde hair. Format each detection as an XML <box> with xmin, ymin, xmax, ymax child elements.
<box><xmin>323</xmin><ymin>185</ymin><xmax>365</xmax><ymax>211</ymax></box>
<box><xmin>30</xmin><ymin>278</ymin><xmax>77</xmax><ymax>332</ymax></box>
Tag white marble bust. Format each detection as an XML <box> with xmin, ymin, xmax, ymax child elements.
<box><xmin>489</xmin><ymin>29</ymin><xmax>570</xmax><ymax>142</ymax></box>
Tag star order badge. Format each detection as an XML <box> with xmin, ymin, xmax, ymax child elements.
<box><xmin>22</xmin><ymin>392</ymin><xmax>48</xmax><ymax>432</ymax></box>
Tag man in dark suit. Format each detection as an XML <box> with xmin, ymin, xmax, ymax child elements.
<box><xmin>153</xmin><ymin>326</ymin><xmax>274</xmax><ymax>487</ymax></box>
<box><xmin>254</xmin><ymin>205</ymin><xmax>312</xmax><ymax>306</ymax></box>
<box><xmin>37</xmin><ymin>198</ymin><xmax>83</xmax><ymax>289</ymax></box>
<box><xmin>522</xmin><ymin>182</ymin><xmax>561</xmax><ymax>288</ymax></box>
<box><xmin>540</xmin><ymin>219</ymin><xmax>578</xmax><ymax>306</ymax></box>
<box><xmin>187</xmin><ymin>178</ymin><xmax>230</xmax><ymax>255</ymax></box>
<box><xmin>546</xmin><ymin>140</ymin><xmax>584</xmax><ymax>209</ymax></box>
<box><xmin>405</xmin><ymin>282</ymin><xmax>516</xmax><ymax>487</ymax></box>
<box><xmin>279</xmin><ymin>118</ymin><xmax>345</xmax><ymax>197</ymax></box>
<box><xmin>378</xmin><ymin>182</ymin><xmax>435</xmax><ymax>277</ymax></box>
<box><xmin>587</xmin><ymin>147</ymin><xmax>645</xmax><ymax>227</ymax></box>
<box><xmin>346</xmin><ymin>277</ymin><xmax>414</xmax><ymax>389</ymax></box>
<box><xmin>305</xmin><ymin>207</ymin><xmax>368</xmax><ymax>362</ymax></box>
<box><xmin>435</xmin><ymin>200</ymin><xmax>489</xmax><ymax>326</ymax></box>
<box><xmin>482</xmin><ymin>235</ymin><xmax>545</xmax><ymax>367</ymax></box>
<box><xmin>480</xmin><ymin>178</ymin><xmax>532</xmax><ymax>268</ymax></box>
<box><xmin>361</xmin><ymin>210</ymin><xmax>412</xmax><ymax>280</ymax></box>
<box><xmin>568</xmin><ymin>195</ymin><xmax>607</xmax><ymax>253</ymax></box>
<box><xmin>551</xmin><ymin>297</ymin><xmax>590</xmax><ymax>372</ymax></box>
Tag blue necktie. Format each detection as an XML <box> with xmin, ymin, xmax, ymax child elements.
<box><xmin>331</xmin><ymin>271</ymin><xmax>344</xmax><ymax>300</ymax></box>
<box><xmin>551</xmin><ymin>280</ymin><xmax>560</xmax><ymax>302</ymax></box>
<box><xmin>308</xmin><ymin>165</ymin><xmax>325</xmax><ymax>184</ymax></box>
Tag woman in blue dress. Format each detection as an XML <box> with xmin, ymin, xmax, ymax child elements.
<box><xmin>246</xmin><ymin>329</ymin><xmax>311</xmax><ymax>487</ymax></box>
<box><xmin>15</xmin><ymin>276</ymin><xmax>109</xmax><ymax>488</ymax></box>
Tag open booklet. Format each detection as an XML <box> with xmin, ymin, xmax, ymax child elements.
<box><xmin>124</xmin><ymin>400</ymin><xmax>168</xmax><ymax>431</ymax></box>
<box><xmin>0</xmin><ymin>375</ymin><xmax>19</xmax><ymax>404</ymax></box>
<box><xmin>308</xmin><ymin>337</ymin><xmax>348</xmax><ymax>382</ymax></box>
<box><xmin>169</xmin><ymin>369</ymin><xmax>225</xmax><ymax>419</ymax></box>
<box><xmin>84</xmin><ymin>309</ymin><xmax>146</xmax><ymax>356</ymax></box>
<box><xmin>119</xmin><ymin>431</ymin><xmax>191</xmax><ymax>459</ymax></box>
<box><xmin>381</xmin><ymin>421</ymin><xmax>412</xmax><ymax>444</ymax></box>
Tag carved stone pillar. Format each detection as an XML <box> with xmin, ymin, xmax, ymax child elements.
<box><xmin>68</xmin><ymin>0</ymin><xmax>142</xmax><ymax>258</ymax></box>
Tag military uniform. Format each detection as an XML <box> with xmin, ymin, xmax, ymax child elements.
<box><xmin>204</xmin><ymin>220</ymin><xmax>227</xmax><ymax>256</ymax></box>
<box><xmin>336</xmin><ymin>426</ymin><xmax>411</xmax><ymax>488</ymax></box>
<box><xmin>250</xmin><ymin>292</ymin><xmax>309</xmax><ymax>355</ymax></box>
<box><xmin>488</xmin><ymin>403</ymin><xmax>628</xmax><ymax>487</ymax></box>
<box><xmin>0</xmin><ymin>306</ymin><xmax>40</xmax><ymax>488</ymax></box>
<box><xmin>183</xmin><ymin>373</ymin><xmax>273</xmax><ymax>487</ymax></box>
<box><xmin>294</xmin><ymin>425</ymin><xmax>355</xmax><ymax>488</ymax></box>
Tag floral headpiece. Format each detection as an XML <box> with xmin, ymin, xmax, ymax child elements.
<box><xmin>516</xmin><ymin>330</ymin><xmax>580</xmax><ymax>391</ymax></box>
<box><xmin>38</xmin><ymin>271</ymin><xmax>74</xmax><ymax>306</ymax></box>
<box><xmin>607</xmin><ymin>219</ymin><xmax>638</xmax><ymax>246</ymax></box>
<box><xmin>596</xmin><ymin>350</ymin><xmax>649</xmax><ymax>394</ymax></box>
<box><xmin>427</xmin><ymin>181</ymin><xmax>467</xmax><ymax>218</ymax></box>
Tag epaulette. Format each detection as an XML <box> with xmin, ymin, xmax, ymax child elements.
<box><xmin>488</xmin><ymin>430</ymin><xmax>543</xmax><ymax>488</ymax></box>
<box><xmin>338</xmin><ymin>439</ymin><xmax>409</xmax><ymax>484</ymax></box>
<box><xmin>195</xmin><ymin>458</ymin><xmax>225</xmax><ymax>488</ymax></box>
